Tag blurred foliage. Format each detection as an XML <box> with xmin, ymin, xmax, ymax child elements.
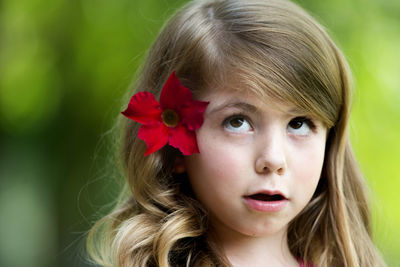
<box><xmin>0</xmin><ymin>0</ymin><xmax>398</xmax><ymax>266</ymax></box>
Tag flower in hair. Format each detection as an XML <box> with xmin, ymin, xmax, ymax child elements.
<box><xmin>121</xmin><ymin>71</ymin><xmax>209</xmax><ymax>156</ymax></box>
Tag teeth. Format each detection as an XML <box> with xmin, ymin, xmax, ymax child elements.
<box><xmin>250</xmin><ymin>193</ymin><xmax>284</xmax><ymax>201</ymax></box>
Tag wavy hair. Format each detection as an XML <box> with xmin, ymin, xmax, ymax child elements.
<box><xmin>87</xmin><ymin>0</ymin><xmax>386</xmax><ymax>266</ymax></box>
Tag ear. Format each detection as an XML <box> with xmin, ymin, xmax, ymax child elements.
<box><xmin>173</xmin><ymin>156</ymin><xmax>186</xmax><ymax>174</ymax></box>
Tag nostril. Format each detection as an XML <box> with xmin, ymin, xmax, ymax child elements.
<box><xmin>257</xmin><ymin>165</ymin><xmax>271</xmax><ymax>174</ymax></box>
<box><xmin>277</xmin><ymin>167</ymin><xmax>285</xmax><ymax>175</ymax></box>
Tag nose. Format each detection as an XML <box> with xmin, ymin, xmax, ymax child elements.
<box><xmin>255</xmin><ymin>127</ymin><xmax>287</xmax><ymax>175</ymax></box>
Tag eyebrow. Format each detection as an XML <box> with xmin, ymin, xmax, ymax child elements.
<box><xmin>207</xmin><ymin>101</ymin><xmax>259</xmax><ymax>115</ymax></box>
<box><xmin>207</xmin><ymin>100</ymin><xmax>310</xmax><ymax>118</ymax></box>
<box><xmin>287</xmin><ymin>107</ymin><xmax>307</xmax><ymax>116</ymax></box>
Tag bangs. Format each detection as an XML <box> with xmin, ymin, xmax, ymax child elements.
<box><xmin>163</xmin><ymin>0</ymin><xmax>345</xmax><ymax>129</ymax></box>
<box><xmin>212</xmin><ymin>23</ymin><xmax>343</xmax><ymax>129</ymax></box>
<box><xmin>226</xmin><ymin>47</ymin><xmax>340</xmax><ymax>128</ymax></box>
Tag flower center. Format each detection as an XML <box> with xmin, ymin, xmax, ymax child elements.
<box><xmin>162</xmin><ymin>109</ymin><xmax>179</xmax><ymax>127</ymax></box>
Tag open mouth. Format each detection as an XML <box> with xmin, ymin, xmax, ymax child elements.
<box><xmin>247</xmin><ymin>193</ymin><xmax>286</xmax><ymax>202</ymax></box>
<box><xmin>244</xmin><ymin>192</ymin><xmax>288</xmax><ymax>212</ymax></box>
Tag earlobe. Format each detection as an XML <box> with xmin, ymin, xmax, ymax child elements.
<box><xmin>173</xmin><ymin>156</ymin><xmax>186</xmax><ymax>174</ymax></box>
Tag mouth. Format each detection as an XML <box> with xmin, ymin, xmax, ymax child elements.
<box><xmin>243</xmin><ymin>191</ymin><xmax>288</xmax><ymax>212</ymax></box>
<box><xmin>247</xmin><ymin>193</ymin><xmax>286</xmax><ymax>202</ymax></box>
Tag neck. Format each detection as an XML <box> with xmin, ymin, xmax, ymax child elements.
<box><xmin>210</xmin><ymin>224</ymin><xmax>298</xmax><ymax>267</ymax></box>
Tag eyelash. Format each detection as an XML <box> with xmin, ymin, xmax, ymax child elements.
<box><xmin>288</xmin><ymin>116</ymin><xmax>316</xmax><ymax>131</ymax></box>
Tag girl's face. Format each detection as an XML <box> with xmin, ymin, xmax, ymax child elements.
<box><xmin>184</xmin><ymin>87</ymin><xmax>327</xmax><ymax>241</ymax></box>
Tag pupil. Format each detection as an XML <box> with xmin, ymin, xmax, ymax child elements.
<box><xmin>290</xmin><ymin>120</ymin><xmax>303</xmax><ymax>129</ymax></box>
<box><xmin>230</xmin><ymin>118</ymin><xmax>244</xmax><ymax>128</ymax></box>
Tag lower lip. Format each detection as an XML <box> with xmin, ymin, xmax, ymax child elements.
<box><xmin>243</xmin><ymin>197</ymin><xmax>288</xmax><ymax>212</ymax></box>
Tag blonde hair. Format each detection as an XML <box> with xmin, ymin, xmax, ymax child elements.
<box><xmin>87</xmin><ymin>0</ymin><xmax>386</xmax><ymax>266</ymax></box>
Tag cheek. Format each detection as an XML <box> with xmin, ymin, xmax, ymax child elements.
<box><xmin>297</xmin><ymin>148</ymin><xmax>324</xmax><ymax>178</ymax></box>
<box><xmin>289</xmin><ymin>138</ymin><xmax>326</xmax><ymax>197</ymax></box>
<box><xmin>188</xmin><ymin>141</ymin><xmax>241</xmax><ymax>186</ymax></box>
<box><xmin>184</xmin><ymin>132</ymin><xmax>249</xmax><ymax>203</ymax></box>
<box><xmin>196</xmin><ymin>129</ymin><xmax>246</xmax><ymax>176</ymax></box>
<box><xmin>184</xmin><ymin>154</ymin><xmax>232</xmax><ymax>212</ymax></box>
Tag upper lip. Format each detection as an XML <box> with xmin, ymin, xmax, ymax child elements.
<box><xmin>245</xmin><ymin>190</ymin><xmax>288</xmax><ymax>199</ymax></box>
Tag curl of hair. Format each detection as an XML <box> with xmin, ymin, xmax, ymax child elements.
<box><xmin>87</xmin><ymin>0</ymin><xmax>386</xmax><ymax>266</ymax></box>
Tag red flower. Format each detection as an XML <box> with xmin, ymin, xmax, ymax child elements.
<box><xmin>121</xmin><ymin>71</ymin><xmax>209</xmax><ymax>156</ymax></box>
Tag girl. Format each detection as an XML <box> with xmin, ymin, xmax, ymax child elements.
<box><xmin>87</xmin><ymin>0</ymin><xmax>386</xmax><ymax>266</ymax></box>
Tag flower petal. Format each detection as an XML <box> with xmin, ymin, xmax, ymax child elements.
<box><xmin>121</xmin><ymin>92</ymin><xmax>162</xmax><ymax>124</ymax></box>
<box><xmin>160</xmin><ymin>71</ymin><xmax>193</xmax><ymax>110</ymax></box>
<box><xmin>181</xmin><ymin>100</ymin><xmax>209</xmax><ymax>130</ymax></box>
<box><xmin>169</xmin><ymin>125</ymin><xmax>200</xmax><ymax>155</ymax></box>
<box><xmin>138</xmin><ymin>122</ymin><xmax>169</xmax><ymax>155</ymax></box>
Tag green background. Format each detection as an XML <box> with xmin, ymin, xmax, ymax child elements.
<box><xmin>0</xmin><ymin>0</ymin><xmax>399</xmax><ymax>266</ymax></box>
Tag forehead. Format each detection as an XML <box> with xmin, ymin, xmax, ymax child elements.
<box><xmin>200</xmin><ymin>87</ymin><xmax>303</xmax><ymax>117</ymax></box>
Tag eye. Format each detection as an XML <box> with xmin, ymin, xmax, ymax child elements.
<box><xmin>287</xmin><ymin>117</ymin><xmax>315</xmax><ymax>136</ymax></box>
<box><xmin>223</xmin><ymin>115</ymin><xmax>252</xmax><ymax>133</ymax></box>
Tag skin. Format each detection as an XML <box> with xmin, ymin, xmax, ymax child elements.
<box><xmin>183</xmin><ymin>88</ymin><xmax>327</xmax><ymax>267</ymax></box>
